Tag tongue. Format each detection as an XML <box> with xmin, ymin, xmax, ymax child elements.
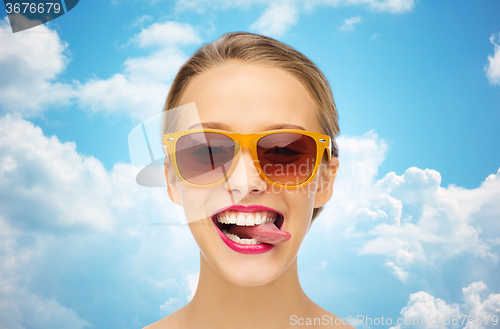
<box><xmin>229</xmin><ymin>223</ymin><xmax>291</xmax><ymax>245</ymax></box>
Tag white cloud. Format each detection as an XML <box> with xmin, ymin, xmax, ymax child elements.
<box><xmin>249</xmin><ymin>2</ymin><xmax>299</xmax><ymax>37</ymax></box>
<box><xmin>132</xmin><ymin>15</ymin><xmax>153</xmax><ymax>27</ymax></box>
<box><xmin>0</xmin><ymin>114</ymin><xmax>200</xmax><ymax>326</ymax></box>
<box><xmin>315</xmin><ymin>131</ymin><xmax>500</xmax><ymax>282</ymax></box>
<box><xmin>485</xmin><ymin>32</ymin><xmax>500</xmax><ymax>86</ymax></box>
<box><xmin>392</xmin><ymin>291</ymin><xmax>460</xmax><ymax>329</ymax></box>
<box><xmin>0</xmin><ymin>282</ymin><xmax>90</xmax><ymax>329</ymax></box>
<box><xmin>131</xmin><ymin>21</ymin><xmax>201</xmax><ymax>48</ymax></box>
<box><xmin>0</xmin><ymin>113</ymin><xmax>115</xmax><ymax>232</ymax></box>
<box><xmin>319</xmin><ymin>0</ymin><xmax>415</xmax><ymax>13</ymax></box>
<box><xmin>0</xmin><ymin>19</ymin><xmax>200</xmax><ymax>121</ymax></box>
<box><xmin>357</xmin><ymin>166</ymin><xmax>500</xmax><ymax>275</ymax></box>
<box><xmin>159</xmin><ymin>297</ymin><xmax>184</xmax><ymax>317</ymax></box>
<box><xmin>75</xmin><ymin>72</ymin><xmax>169</xmax><ymax>121</ymax></box>
<box><xmin>391</xmin><ymin>282</ymin><xmax>500</xmax><ymax>329</ymax></box>
<box><xmin>0</xmin><ymin>212</ymin><xmax>90</xmax><ymax>328</ymax></box>
<box><xmin>385</xmin><ymin>261</ymin><xmax>409</xmax><ymax>282</ymax></box>
<box><xmin>76</xmin><ymin>21</ymin><xmax>200</xmax><ymax>121</ymax></box>
<box><xmin>186</xmin><ymin>272</ymin><xmax>200</xmax><ymax>301</ymax></box>
<box><xmin>0</xmin><ymin>18</ymin><xmax>73</xmax><ymax>116</ymax></box>
<box><xmin>123</xmin><ymin>48</ymin><xmax>189</xmax><ymax>84</ymax></box>
<box><xmin>340</xmin><ymin>16</ymin><xmax>362</xmax><ymax>32</ymax></box>
<box><xmin>337</xmin><ymin>130</ymin><xmax>388</xmax><ymax>187</ymax></box>
<box><xmin>363</xmin><ymin>0</ymin><xmax>415</xmax><ymax>13</ymax></box>
<box><xmin>462</xmin><ymin>282</ymin><xmax>500</xmax><ymax>329</ymax></box>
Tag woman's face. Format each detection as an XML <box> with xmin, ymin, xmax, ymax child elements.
<box><xmin>165</xmin><ymin>61</ymin><xmax>338</xmax><ymax>286</ymax></box>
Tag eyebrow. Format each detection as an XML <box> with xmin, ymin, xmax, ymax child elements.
<box><xmin>187</xmin><ymin>122</ymin><xmax>307</xmax><ymax>131</ymax></box>
<box><xmin>188</xmin><ymin>122</ymin><xmax>230</xmax><ymax>130</ymax></box>
<box><xmin>265</xmin><ymin>123</ymin><xmax>306</xmax><ymax>131</ymax></box>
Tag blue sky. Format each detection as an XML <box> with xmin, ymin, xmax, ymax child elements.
<box><xmin>1</xmin><ymin>1</ymin><xmax>500</xmax><ymax>328</ymax></box>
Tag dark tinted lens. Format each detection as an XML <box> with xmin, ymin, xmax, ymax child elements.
<box><xmin>257</xmin><ymin>133</ymin><xmax>317</xmax><ymax>185</ymax></box>
<box><xmin>176</xmin><ymin>132</ymin><xmax>235</xmax><ymax>185</ymax></box>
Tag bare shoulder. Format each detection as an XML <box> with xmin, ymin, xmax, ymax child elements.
<box><xmin>316</xmin><ymin>307</ymin><xmax>356</xmax><ymax>328</ymax></box>
<box><xmin>300</xmin><ymin>299</ymin><xmax>356</xmax><ymax>328</ymax></box>
<box><xmin>142</xmin><ymin>306</ymin><xmax>187</xmax><ymax>329</ymax></box>
<box><xmin>318</xmin><ymin>306</ymin><xmax>354</xmax><ymax>329</ymax></box>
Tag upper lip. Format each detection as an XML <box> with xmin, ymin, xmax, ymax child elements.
<box><xmin>211</xmin><ymin>204</ymin><xmax>284</xmax><ymax>219</ymax></box>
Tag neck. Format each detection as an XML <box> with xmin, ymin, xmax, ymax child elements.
<box><xmin>184</xmin><ymin>252</ymin><xmax>312</xmax><ymax>329</ymax></box>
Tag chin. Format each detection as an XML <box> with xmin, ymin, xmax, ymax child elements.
<box><xmin>221</xmin><ymin>268</ymin><xmax>281</xmax><ymax>287</ymax></box>
<box><xmin>209</xmin><ymin>255</ymin><xmax>288</xmax><ymax>287</ymax></box>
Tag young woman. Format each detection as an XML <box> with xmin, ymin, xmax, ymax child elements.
<box><xmin>146</xmin><ymin>32</ymin><xmax>350</xmax><ymax>329</ymax></box>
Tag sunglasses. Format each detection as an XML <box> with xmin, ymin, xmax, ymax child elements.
<box><xmin>163</xmin><ymin>129</ymin><xmax>333</xmax><ymax>188</ymax></box>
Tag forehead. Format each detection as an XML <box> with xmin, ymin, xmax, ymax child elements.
<box><xmin>177</xmin><ymin>61</ymin><xmax>321</xmax><ymax>133</ymax></box>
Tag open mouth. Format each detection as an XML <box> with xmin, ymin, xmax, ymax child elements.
<box><xmin>212</xmin><ymin>210</ymin><xmax>289</xmax><ymax>246</ymax></box>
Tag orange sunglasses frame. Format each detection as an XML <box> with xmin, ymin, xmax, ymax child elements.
<box><xmin>163</xmin><ymin>129</ymin><xmax>333</xmax><ymax>189</ymax></box>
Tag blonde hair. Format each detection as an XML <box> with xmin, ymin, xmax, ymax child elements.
<box><xmin>163</xmin><ymin>32</ymin><xmax>339</xmax><ymax>221</ymax></box>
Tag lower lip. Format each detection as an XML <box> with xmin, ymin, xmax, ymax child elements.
<box><xmin>213</xmin><ymin>218</ymin><xmax>275</xmax><ymax>254</ymax></box>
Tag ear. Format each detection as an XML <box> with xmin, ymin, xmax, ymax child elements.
<box><xmin>313</xmin><ymin>157</ymin><xmax>339</xmax><ymax>208</ymax></box>
<box><xmin>164</xmin><ymin>157</ymin><xmax>182</xmax><ymax>206</ymax></box>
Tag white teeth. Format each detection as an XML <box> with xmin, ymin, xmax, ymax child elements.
<box><xmin>255</xmin><ymin>213</ymin><xmax>262</xmax><ymax>225</ymax></box>
<box><xmin>236</xmin><ymin>214</ymin><xmax>246</xmax><ymax>226</ymax></box>
<box><xmin>245</xmin><ymin>214</ymin><xmax>254</xmax><ymax>226</ymax></box>
<box><xmin>223</xmin><ymin>230</ymin><xmax>258</xmax><ymax>245</ymax></box>
<box><xmin>217</xmin><ymin>211</ymin><xmax>278</xmax><ymax>226</ymax></box>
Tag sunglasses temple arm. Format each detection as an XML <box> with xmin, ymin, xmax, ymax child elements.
<box><xmin>329</xmin><ymin>139</ymin><xmax>333</xmax><ymax>159</ymax></box>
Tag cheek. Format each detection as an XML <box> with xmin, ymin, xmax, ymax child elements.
<box><xmin>177</xmin><ymin>185</ymin><xmax>210</xmax><ymax>223</ymax></box>
<box><xmin>291</xmin><ymin>177</ymin><xmax>318</xmax><ymax>208</ymax></box>
<box><xmin>179</xmin><ymin>186</ymin><xmax>217</xmax><ymax>256</ymax></box>
<box><xmin>284</xmin><ymin>186</ymin><xmax>317</xmax><ymax>233</ymax></box>
<box><xmin>177</xmin><ymin>184</ymin><xmax>235</xmax><ymax>224</ymax></box>
<box><xmin>287</xmin><ymin>173</ymin><xmax>323</xmax><ymax>234</ymax></box>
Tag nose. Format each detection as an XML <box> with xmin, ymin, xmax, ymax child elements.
<box><xmin>224</xmin><ymin>147</ymin><xmax>268</xmax><ymax>196</ymax></box>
